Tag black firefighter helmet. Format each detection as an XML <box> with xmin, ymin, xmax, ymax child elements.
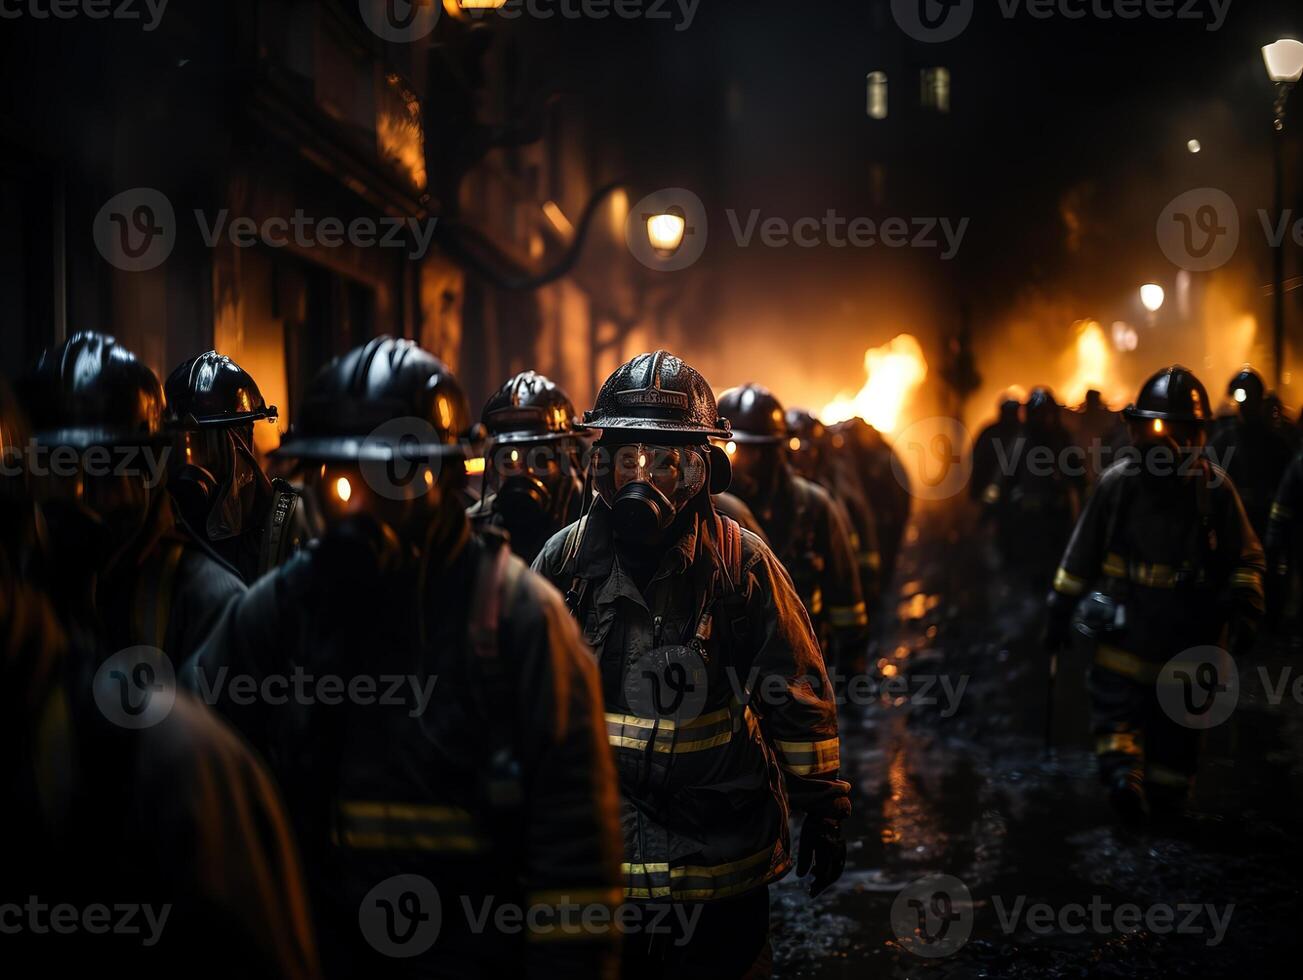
<box><xmin>277</xmin><ymin>336</ymin><xmax>473</xmax><ymax>464</ymax></box>
<box><xmin>584</xmin><ymin>350</ymin><xmax>732</xmax><ymax>444</ymax></box>
<box><xmin>1123</xmin><ymin>366</ymin><xmax>1212</xmax><ymax>425</ymax></box>
<box><xmin>164</xmin><ymin>351</ymin><xmax>277</xmax><ymax>431</ymax></box>
<box><xmin>786</xmin><ymin>407</ymin><xmax>827</xmax><ymax>446</ymax></box>
<box><xmin>17</xmin><ymin>331</ymin><xmax>165</xmax><ymax>449</ymax></box>
<box><xmin>482</xmin><ymin>371</ymin><xmax>585</xmax><ymax>444</ymax></box>
<box><xmin>1228</xmin><ymin>367</ymin><xmax>1266</xmax><ymax>413</ymax></box>
<box><xmin>717</xmin><ymin>384</ymin><xmax>787</xmax><ymax>444</ymax></box>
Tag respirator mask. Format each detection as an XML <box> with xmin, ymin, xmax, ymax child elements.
<box><xmin>593</xmin><ymin>441</ymin><xmax>708</xmax><ymax>544</ymax></box>
<box><xmin>488</xmin><ymin>440</ymin><xmax>575</xmax><ymax>526</ymax></box>
<box><xmin>172</xmin><ymin>427</ymin><xmax>265</xmax><ymax>541</ymax></box>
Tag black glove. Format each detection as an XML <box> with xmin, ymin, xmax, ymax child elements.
<box><xmin>796</xmin><ymin>816</ymin><xmax>845</xmax><ymax>898</ymax></box>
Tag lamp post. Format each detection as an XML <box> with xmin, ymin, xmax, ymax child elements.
<box><xmin>1263</xmin><ymin>39</ymin><xmax>1303</xmax><ymax>387</ymax></box>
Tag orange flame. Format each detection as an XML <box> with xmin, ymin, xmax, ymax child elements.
<box><xmin>821</xmin><ymin>334</ymin><xmax>929</xmax><ymax>434</ymax></box>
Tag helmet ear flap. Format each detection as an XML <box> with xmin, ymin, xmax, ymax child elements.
<box><xmin>708</xmin><ymin>444</ymin><xmax>732</xmax><ymax>494</ymax></box>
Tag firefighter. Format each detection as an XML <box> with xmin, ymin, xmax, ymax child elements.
<box><xmin>1045</xmin><ymin>366</ymin><xmax>1265</xmax><ymax>823</ymax></box>
<box><xmin>830</xmin><ymin>418</ymin><xmax>911</xmax><ymax>589</ymax></box>
<box><xmin>165</xmin><ymin>351</ymin><xmax>305</xmax><ymax>583</ymax></box>
<box><xmin>532</xmin><ymin>351</ymin><xmax>850</xmax><ymax>980</ymax></box>
<box><xmin>711</xmin><ymin>488</ymin><xmax>771</xmax><ymax>544</ymax></box>
<box><xmin>713</xmin><ymin>384</ymin><xmax>867</xmax><ymax>665</ymax></box>
<box><xmin>0</xmin><ymin>380</ymin><xmax>320</xmax><ymax>978</ymax></box>
<box><xmin>15</xmin><ymin>331</ymin><xmax>245</xmax><ymax>663</ymax></box>
<box><xmin>971</xmin><ymin>395</ymin><xmax>1020</xmax><ymax>507</ymax></box>
<box><xmin>989</xmin><ymin>387</ymin><xmax>1082</xmax><ymax>583</ymax></box>
<box><xmin>1070</xmin><ymin>389</ymin><xmax>1126</xmax><ymax>486</ymax></box>
<box><xmin>786</xmin><ymin>407</ymin><xmax>882</xmax><ymax>606</ymax></box>
<box><xmin>468</xmin><ymin>370</ymin><xmax>587</xmax><ymax>563</ymax></box>
<box><xmin>1208</xmin><ymin>368</ymin><xmax>1295</xmax><ymax>539</ymax></box>
<box><xmin>185</xmin><ymin>337</ymin><xmax>621</xmax><ymax>978</ymax></box>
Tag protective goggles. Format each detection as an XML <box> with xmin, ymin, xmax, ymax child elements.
<box><xmin>592</xmin><ymin>443</ymin><xmax>708</xmax><ymax>507</ymax></box>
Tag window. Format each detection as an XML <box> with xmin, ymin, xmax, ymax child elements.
<box><xmin>920</xmin><ymin>67</ymin><xmax>951</xmax><ymax>113</ymax></box>
<box><xmin>867</xmin><ymin>71</ymin><xmax>889</xmax><ymax>120</ymax></box>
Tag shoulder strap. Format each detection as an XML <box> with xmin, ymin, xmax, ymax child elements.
<box><xmin>718</xmin><ymin>515</ymin><xmax>744</xmax><ymax>592</ymax></box>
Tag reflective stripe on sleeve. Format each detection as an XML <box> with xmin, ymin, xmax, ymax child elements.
<box><xmin>1053</xmin><ymin>567</ymin><xmax>1087</xmax><ymax>596</ymax></box>
<box><xmin>333</xmin><ymin>800</ymin><xmax>488</xmax><ymax>854</ymax></box>
<box><xmin>774</xmin><ymin>736</ymin><xmax>840</xmax><ymax>776</ymax></box>
<box><xmin>828</xmin><ymin>601</ymin><xmax>868</xmax><ymax>628</ymax></box>
<box><xmin>622</xmin><ymin>843</ymin><xmax>781</xmax><ymax>901</ymax></box>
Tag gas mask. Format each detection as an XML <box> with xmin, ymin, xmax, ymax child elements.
<box><xmin>593</xmin><ymin>442</ymin><xmax>709</xmax><ymax>545</ymax></box>
<box><xmin>487</xmin><ymin>440</ymin><xmax>578</xmax><ymax>528</ymax></box>
<box><xmin>172</xmin><ymin>427</ymin><xmax>265</xmax><ymax>541</ymax></box>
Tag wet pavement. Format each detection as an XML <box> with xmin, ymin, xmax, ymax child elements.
<box><xmin>771</xmin><ymin>501</ymin><xmax>1303</xmax><ymax>977</ymax></box>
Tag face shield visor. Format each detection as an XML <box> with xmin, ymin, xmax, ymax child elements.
<box><xmin>592</xmin><ymin>442</ymin><xmax>709</xmax><ymax>542</ymax></box>
<box><xmin>173</xmin><ymin>426</ymin><xmax>266</xmax><ymax>541</ymax></box>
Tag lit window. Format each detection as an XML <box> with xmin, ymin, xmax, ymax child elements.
<box><xmin>867</xmin><ymin>71</ymin><xmax>888</xmax><ymax>120</ymax></box>
<box><xmin>920</xmin><ymin>68</ymin><xmax>951</xmax><ymax>113</ymax></box>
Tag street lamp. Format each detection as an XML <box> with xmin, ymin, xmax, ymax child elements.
<box><xmin>646</xmin><ymin>208</ymin><xmax>688</xmax><ymax>254</ymax></box>
<box><xmin>1263</xmin><ymin>39</ymin><xmax>1303</xmax><ymax>386</ymax></box>
<box><xmin>1140</xmin><ymin>283</ymin><xmax>1166</xmax><ymax>314</ymax></box>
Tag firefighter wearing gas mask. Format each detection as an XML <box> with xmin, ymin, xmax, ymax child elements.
<box><xmin>786</xmin><ymin>406</ymin><xmax>882</xmax><ymax>607</ymax></box>
<box><xmin>532</xmin><ymin>352</ymin><xmax>849</xmax><ymax>980</ymax></box>
<box><xmin>15</xmin><ymin>332</ymin><xmax>245</xmax><ymax>662</ymax></box>
<box><xmin>714</xmin><ymin>386</ymin><xmax>867</xmax><ymax>667</ymax></box>
<box><xmin>1207</xmin><ymin>367</ymin><xmax>1294</xmax><ymax>540</ymax></box>
<box><xmin>469</xmin><ymin>370</ymin><xmax>586</xmax><ymax>563</ymax></box>
<box><xmin>185</xmin><ymin>337</ymin><xmax>621</xmax><ymax>979</ymax></box>
<box><xmin>165</xmin><ymin>351</ymin><xmax>304</xmax><ymax>583</ymax></box>
<box><xmin>1045</xmin><ymin>366</ymin><xmax>1265</xmax><ymax>824</ymax></box>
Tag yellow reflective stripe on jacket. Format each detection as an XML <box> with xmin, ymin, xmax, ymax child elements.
<box><xmin>1101</xmin><ymin>553</ymin><xmax>1128</xmax><ymax>578</ymax></box>
<box><xmin>1272</xmin><ymin>502</ymin><xmax>1293</xmax><ymax>522</ymax></box>
<box><xmin>828</xmin><ymin>601</ymin><xmax>868</xmax><ymax>628</ymax></box>
<box><xmin>605</xmin><ymin>701</ymin><xmax>740</xmax><ymax>755</ymax></box>
<box><xmin>622</xmin><ymin>844</ymin><xmax>779</xmax><ymax>901</ymax></box>
<box><xmin>774</xmin><ymin>736</ymin><xmax>840</xmax><ymax>776</ymax></box>
<box><xmin>1231</xmin><ymin>568</ymin><xmax>1264</xmax><ymax>594</ymax></box>
<box><xmin>1053</xmin><ymin>567</ymin><xmax>1087</xmax><ymax>596</ymax></box>
<box><xmin>333</xmin><ymin>800</ymin><xmax>488</xmax><ymax>853</ymax></box>
<box><xmin>1095</xmin><ymin>731</ymin><xmax>1142</xmax><ymax>756</ymax></box>
<box><xmin>1093</xmin><ymin>645</ymin><xmax>1160</xmax><ymax>683</ymax></box>
<box><xmin>522</xmin><ymin>887</ymin><xmax>624</xmax><ymax>942</ymax></box>
<box><xmin>809</xmin><ymin>586</ymin><xmax>824</xmax><ymax>616</ymax></box>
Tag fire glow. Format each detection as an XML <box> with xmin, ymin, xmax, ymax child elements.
<box><xmin>821</xmin><ymin>334</ymin><xmax>929</xmax><ymax>434</ymax></box>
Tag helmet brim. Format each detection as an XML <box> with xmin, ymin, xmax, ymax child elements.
<box><xmin>1122</xmin><ymin>406</ymin><xmax>1208</xmax><ymax>424</ymax></box>
<box><xmin>31</xmin><ymin>426</ymin><xmax>168</xmax><ymax>450</ymax></box>
<box><xmin>586</xmin><ymin>417</ymin><xmax>732</xmax><ymax>442</ymax></box>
